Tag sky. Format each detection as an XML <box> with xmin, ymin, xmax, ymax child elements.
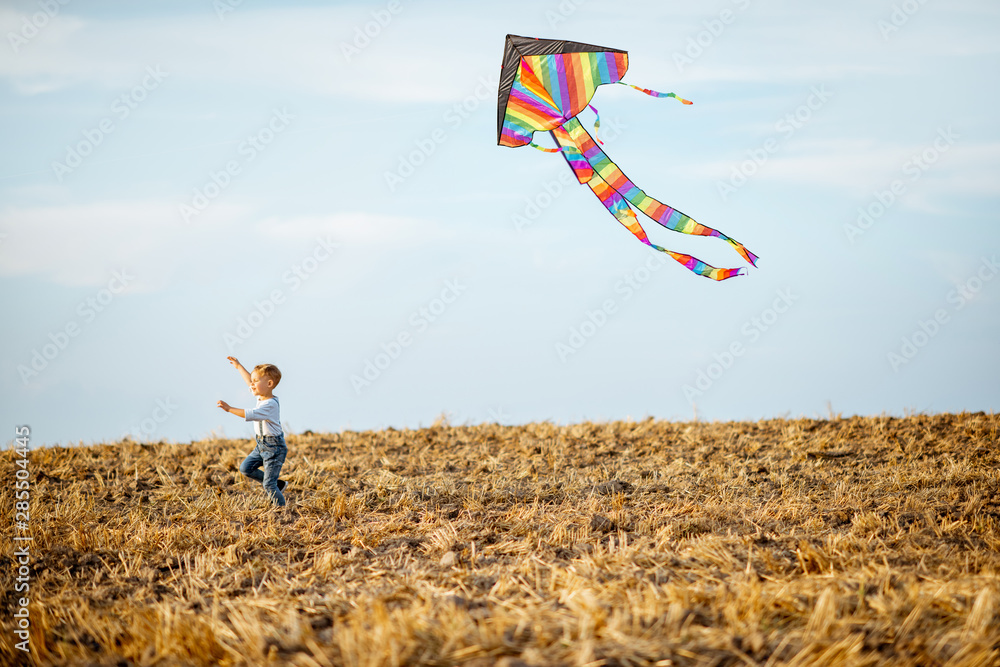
<box><xmin>1</xmin><ymin>0</ymin><xmax>998</xmax><ymax>447</ymax></box>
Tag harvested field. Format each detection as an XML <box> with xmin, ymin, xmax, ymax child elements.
<box><xmin>2</xmin><ymin>412</ymin><xmax>999</xmax><ymax>666</ymax></box>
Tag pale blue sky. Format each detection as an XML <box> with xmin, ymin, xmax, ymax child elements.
<box><xmin>2</xmin><ymin>0</ymin><xmax>998</xmax><ymax>446</ymax></box>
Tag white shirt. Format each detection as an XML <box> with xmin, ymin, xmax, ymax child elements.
<box><xmin>245</xmin><ymin>396</ymin><xmax>283</xmax><ymax>437</ymax></box>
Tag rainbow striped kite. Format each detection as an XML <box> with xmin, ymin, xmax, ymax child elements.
<box><xmin>497</xmin><ymin>35</ymin><xmax>758</xmax><ymax>281</ymax></box>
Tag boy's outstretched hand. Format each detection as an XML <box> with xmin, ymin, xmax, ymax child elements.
<box><xmin>217</xmin><ymin>399</ymin><xmax>245</xmax><ymax>418</ymax></box>
<box><xmin>227</xmin><ymin>356</ymin><xmax>242</xmax><ymax>369</ymax></box>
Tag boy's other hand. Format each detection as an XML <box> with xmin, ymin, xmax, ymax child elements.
<box><xmin>217</xmin><ymin>400</ymin><xmax>232</xmax><ymax>412</ymax></box>
<box><xmin>226</xmin><ymin>356</ymin><xmax>241</xmax><ymax>368</ymax></box>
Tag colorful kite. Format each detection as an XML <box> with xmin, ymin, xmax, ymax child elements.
<box><xmin>497</xmin><ymin>34</ymin><xmax>758</xmax><ymax>280</ymax></box>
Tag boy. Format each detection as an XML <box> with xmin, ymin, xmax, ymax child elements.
<box><xmin>217</xmin><ymin>356</ymin><xmax>288</xmax><ymax>506</ymax></box>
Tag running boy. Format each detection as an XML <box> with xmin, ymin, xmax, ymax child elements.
<box><xmin>217</xmin><ymin>356</ymin><xmax>287</xmax><ymax>506</ymax></box>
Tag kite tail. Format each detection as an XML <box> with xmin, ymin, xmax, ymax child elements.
<box><xmin>551</xmin><ymin>127</ymin><xmax>745</xmax><ymax>281</ymax></box>
<box><xmin>587</xmin><ymin>173</ymin><xmax>744</xmax><ymax>280</ymax></box>
<box><xmin>618</xmin><ymin>81</ymin><xmax>693</xmax><ymax>105</ymax></box>
<box><xmin>550</xmin><ymin>127</ymin><xmax>593</xmax><ymax>184</ymax></box>
<box><xmin>561</xmin><ymin>117</ymin><xmax>758</xmax><ymax>268</ymax></box>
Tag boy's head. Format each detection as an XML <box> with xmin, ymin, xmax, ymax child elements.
<box><xmin>249</xmin><ymin>363</ymin><xmax>281</xmax><ymax>397</ymax></box>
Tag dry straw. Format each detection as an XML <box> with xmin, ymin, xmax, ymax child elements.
<box><xmin>1</xmin><ymin>412</ymin><xmax>998</xmax><ymax>666</ymax></box>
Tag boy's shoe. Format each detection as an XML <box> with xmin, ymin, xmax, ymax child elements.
<box><xmin>277</xmin><ymin>480</ymin><xmax>287</xmax><ymax>492</ymax></box>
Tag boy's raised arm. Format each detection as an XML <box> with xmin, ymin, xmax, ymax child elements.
<box><xmin>227</xmin><ymin>356</ymin><xmax>252</xmax><ymax>387</ymax></box>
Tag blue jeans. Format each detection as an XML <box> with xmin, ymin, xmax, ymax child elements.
<box><xmin>239</xmin><ymin>435</ymin><xmax>286</xmax><ymax>506</ymax></box>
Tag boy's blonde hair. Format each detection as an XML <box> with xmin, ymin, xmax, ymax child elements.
<box><xmin>253</xmin><ymin>363</ymin><xmax>282</xmax><ymax>387</ymax></box>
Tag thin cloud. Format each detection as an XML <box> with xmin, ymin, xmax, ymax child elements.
<box><xmin>687</xmin><ymin>139</ymin><xmax>1000</xmax><ymax>202</ymax></box>
<box><xmin>0</xmin><ymin>200</ymin><xmax>247</xmax><ymax>288</ymax></box>
<box><xmin>0</xmin><ymin>6</ymin><xmax>493</xmax><ymax>103</ymax></box>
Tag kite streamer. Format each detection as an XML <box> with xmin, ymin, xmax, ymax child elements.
<box><xmin>618</xmin><ymin>82</ymin><xmax>693</xmax><ymax>104</ymax></box>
